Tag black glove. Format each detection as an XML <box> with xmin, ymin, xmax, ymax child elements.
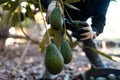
<box><xmin>72</xmin><ymin>28</ymin><xmax>89</xmax><ymax>40</ymax></box>
<box><xmin>72</xmin><ymin>26</ymin><xmax>97</xmax><ymax>41</ymax></box>
<box><xmin>71</xmin><ymin>20</ymin><xmax>89</xmax><ymax>28</ymax></box>
<box><xmin>64</xmin><ymin>19</ymin><xmax>88</xmax><ymax>32</ymax></box>
<box><xmin>65</xmin><ymin>19</ymin><xmax>96</xmax><ymax>41</ymax></box>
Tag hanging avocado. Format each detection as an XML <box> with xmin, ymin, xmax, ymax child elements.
<box><xmin>60</xmin><ymin>40</ymin><xmax>72</xmax><ymax>64</ymax></box>
<box><xmin>49</xmin><ymin>7</ymin><xmax>63</xmax><ymax>30</ymax></box>
<box><xmin>45</xmin><ymin>43</ymin><xmax>64</xmax><ymax>74</ymax></box>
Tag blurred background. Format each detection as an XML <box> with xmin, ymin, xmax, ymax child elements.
<box><xmin>0</xmin><ymin>0</ymin><xmax>120</xmax><ymax>80</ymax></box>
<box><xmin>98</xmin><ymin>0</ymin><xmax>120</xmax><ymax>40</ymax></box>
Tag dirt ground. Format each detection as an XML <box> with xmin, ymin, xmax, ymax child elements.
<box><xmin>0</xmin><ymin>42</ymin><xmax>120</xmax><ymax>80</ymax></box>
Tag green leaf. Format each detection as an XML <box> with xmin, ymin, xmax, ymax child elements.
<box><xmin>11</xmin><ymin>12</ymin><xmax>19</xmax><ymax>26</ymax></box>
<box><xmin>11</xmin><ymin>12</ymin><xmax>20</xmax><ymax>26</ymax></box>
<box><xmin>26</xmin><ymin>5</ymin><xmax>35</xmax><ymax>21</ymax></box>
<box><xmin>64</xmin><ymin>3</ymin><xmax>80</xmax><ymax>11</ymax></box>
<box><xmin>70</xmin><ymin>40</ymin><xmax>79</xmax><ymax>48</ymax></box>
<box><xmin>0</xmin><ymin>0</ymin><xmax>8</xmax><ymax>5</ymax></box>
<box><xmin>39</xmin><ymin>28</ymin><xmax>51</xmax><ymax>52</ymax></box>
<box><xmin>3</xmin><ymin>1</ymin><xmax>18</xmax><ymax>10</ymax></box>
<box><xmin>2</xmin><ymin>11</ymin><xmax>12</xmax><ymax>25</ymax></box>
<box><xmin>3</xmin><ymin>3</ymin><xmax>11</xmax><ymax>10</ymax></box>
<box><xmin>64</xmin><ymin>0</ymin><xmax>80</xmax><ymax>3</ymax></box>
<box><xmin>51</xmin><ymin>28</ymin><xmax>62</xmax><ymax>49</ymax></box>
<box><xmin>84</xmin><ymin>46</ymin><xmax>116</xmax><ymax>62</ymax></box>
<box><xmin>66</xmin><ymin>31</ymin><xmax>73</xmax><ymax>44</ymax></box>
<box><xmin>1</xmin><ymin>1</ymin><xmax>18</xmax><ymax>25</ymax></box>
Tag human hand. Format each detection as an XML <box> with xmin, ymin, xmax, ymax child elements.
<box><xmin>72</xmin><ymin>26</ymin><xmax>96</xmax><ymax>41</ymax></box>
<box><xmin>79</xmin><ymin>26</ymin><xmax>95</xmax><ymax>40</ymax></box>
<box><xmin>46</xmin><ymin>0</ymin><xmax>63</xmax><ymax>24</ymax></box>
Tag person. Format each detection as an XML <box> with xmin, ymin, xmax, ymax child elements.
<box><xmin>40</xmin><ymin>0</ymin><xmax>110</xmax><ymax>79</ymax></box>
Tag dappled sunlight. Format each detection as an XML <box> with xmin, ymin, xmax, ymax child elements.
<box><xmin>9</xmin><ymin>27</ymin><xmax>16</xmax><ymax>35</ymax></box>
<box><xmin>5</xmin><ymin>27</ymin><xmax>26</xmax><ymax>46</ymax></box>
<box><xmin>69</xmin><ymin>62</ymin><xmax>76</xmax><ymax>69</ymax></box>
<box><xmin>5</xmin><ymin>38</ymin><xmax>15</xmax><ymax>46</ymax></box>
<box><xmin>80</xmin><ymin>52</ymin><xmax>86</xmax><ymax>56</ymax></box>
<box><xmin>78</xmin><ymin>64</ymin><xmax>91</xmax><ymax>72</ymax></box>
<box><xmin>112</xmin><ymin>56</ymin><xmax>120</xmax><ymax>62</ymax></box>
<box><xmin>5</xmin><ymin>27</ymin><xmax>16</xmax><ymax>46</ymax></box>
<box><xmin>25</xmin><ymin>56</ymin><xmax>34</xmax><ymax>63</ymax></box>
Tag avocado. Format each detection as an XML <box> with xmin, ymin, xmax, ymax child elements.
<box><xmin>60</xmin><ymin>40</ymin><xmax>72</xmax><ymax>64</ymax></box>
<box><xmin>89</xmin><ymin>76</ymin><xmax>95</xmax><ymax>80</ymax></box>
<box><xmin>49</xmin><ymin>7</ymin><xmax>63</xmax><ymax>30</ymax></box>
<box><xmin>108</xmin><ymin>74</ymin><xmax>117</xmax><ymax>80</ymax></box>
<box><xmin>45</xmin><ymin>43</ymin><xmax>64</xmax><ymax>74</ymax></box>
<box><xmin>96</xmin><ymin>77</ymin><xmax>107</xmax><ymax>80</ymax></box>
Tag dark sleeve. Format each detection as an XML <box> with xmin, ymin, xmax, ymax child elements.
<box><xmin>40</xmin><ymin>0</ymin><xmax>53</xmax><ymax>10</ymax></box>
<box><xmin>91</xmin><ymin>0</ymin><xmax>110</xmax><ymax>36</ymax></box>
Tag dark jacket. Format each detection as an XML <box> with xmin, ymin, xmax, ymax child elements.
<box><xmin>41</xmin><ymin>0</ymin><xmax>110</xmax><ymax>36</ymax></box>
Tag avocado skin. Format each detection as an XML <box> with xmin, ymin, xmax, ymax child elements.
<box><xmin>45</xmin><ymin>43</ymin><xmax>64</xmax><ymax>75</ymax></box>
<box><xmin>60</xmin><ymin>40</ymin><xmax>72</xmax><ymax>64</ymax></box>
<box><xmin>49</xmin><ymin>7</ymin><xmax>63</xmax><ymax>30</ymax></box>
<box><xmin>108</xmin><ymin>74</ymin><xmax>117</xmax><ymax>80</ymax></box>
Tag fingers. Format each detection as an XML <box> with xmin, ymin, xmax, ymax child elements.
<box><xmin>80</xmin><ymin>31</ymin><xmax>93</xmax><ymax>40</ymax></box>
<box><xmin>79</xmin><ymin>26</ymin><xmax>93</xmax><ymax>40</ymax></box>
<box><xmin>67</xmin><ymin>20</ymin><xmax>95</xmax><ymax>41</ymax></box>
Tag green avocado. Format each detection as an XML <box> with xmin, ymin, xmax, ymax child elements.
<box><xmin>89</xmin><ymin>76</ymin><xmax>95</xmax><ymax>80</ymax></box>
<box><xmin>49</xmin><ymin>7</ymin><xmax>63</xmax><ymax>30</ymax></box>
<box><xmin>96</xmin><ymin>77</ymin><xmax>107</xmax><ymax>80</ymax></box>
<box><xmin>60</xmin><ymin>40</ymin><xmax>72</xmax><ymax>64</ymax></box>
<box><xmin>108</xmin><ymin>74</ymin><xmax>117</xmax><ymax>80</ymax></box>
<box><xmin>45</xmin><ymin>43</ymin><xmax>64</xmax><ymax>75</ymax></box>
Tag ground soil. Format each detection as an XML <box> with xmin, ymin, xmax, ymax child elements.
<box><xmin>0</xmin><ymin>43</ymin><xmax>120</xmax><ymax>80</ymax></box>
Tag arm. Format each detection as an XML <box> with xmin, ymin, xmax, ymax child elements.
<box><xmin>71</xmin><ymin>0</ymin><xmax>110</xmax><ymax>41</ymax></box>
<box><xmin>40</xmin><ymin>0</ymin><xmax>53</xmax><ymax>10</ymax></box>
<box><xmin>91</xmin><ymin>0</ymin><xmax>110</xmax><ymax>36</ymax></box>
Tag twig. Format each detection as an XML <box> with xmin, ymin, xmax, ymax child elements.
<box><xmin>19</xmin><ymin>23</ymin><xmax>40</xmax><ymax>44</ymax></box>
<box><xmin>11</xmin><ymin>0</ymin><xmax>38</xmax><ymax>76</ymax></box>
<box><xmin>11</xmin><ymin>40</ymin><xmax>31</xmax><ymax>76</ymax></box>
<box><xmin>38</xmin><ymin>0</ymin><xmax>51</xmax><ymax>44</ymax></box>
<box><xmin>0</xmin><ymin>33</ymin><xmax>27</xmax><ymax>39</ymax></box>
<box><xmin>18</xmin><ymin>1</ymin><xmax>39</xmax><ymax>45</ymax></box>
<box><xmin>9</xmin><ymin>34</ymin><xmax>27</xmax><ymax>39</ymax></box>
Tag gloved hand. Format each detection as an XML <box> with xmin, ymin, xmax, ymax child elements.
<box><xmin>72</xmin><ymin>28</ymin><xmax>89</xmax><ymax>40</ymax></box>
<box><xmin>72</xmin><ymin>23</ymin><xmax>96</xmax><ymax>41</ymax></box>
<box><xmin>79</xmin><ymin>26</ymin><xmax>95</xmax><ymax>40</ymax></box>
<box><xmin>46</xmin><ymin>0</ymin><xmax>63</xmax><ymax>24</ymax></box>
<box><xmin>65</xmin><ymin>19</ymin><xmax>89</xmax><ymax>32</ymax></box>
